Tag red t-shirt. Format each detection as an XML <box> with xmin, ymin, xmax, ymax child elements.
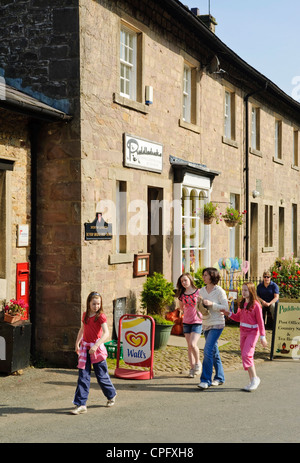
<box><xmin>82</xmin><ymin>312</ymin><xmax>107</xmax><ymax>343</ymax></box>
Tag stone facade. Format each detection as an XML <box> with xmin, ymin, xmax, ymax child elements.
<box><xmin>0</xmin><ymin>0</ymin><xmax>299</xmax><ymax>366</ymax></box>
<box><xmin>0</xmin><ymin>110</ymin><xmax>31</xmax><ymax>300</ymax></box>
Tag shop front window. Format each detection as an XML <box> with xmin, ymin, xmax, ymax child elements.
<box><xmin>181</xmin><ymin>188</ymin><xmax>207</xmax><ymax>273</ymax></box>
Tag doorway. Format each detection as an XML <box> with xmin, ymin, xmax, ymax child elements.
<box><xmin>279</xmin><ymin>206</ymin><xmax>284</xmax><ymax>258</ymax></box>
<box><xmin>147</xmin><ymin>187</ymin><xmax>163</xmax><ymax>275</ymax></box>
<box><xmin>250</xmin><ymin>202</ymin><xmax>258</xmax><ymax>277</ymax></box>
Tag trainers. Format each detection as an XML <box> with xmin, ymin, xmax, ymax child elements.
<box><xmin>106</xmin><ymin>395</ymin><xmax>116</xmax><ymax>407</ymax></box>
<box><xmin>197</xmin><ymin>382</ymin><xmax>208</xmax><ymax>390</ymax></box>
<box><xmin>70</xmin><ymin>405</ymin><xmax>87</xmax><ymax>415</ymax></box>
<box><xmin>194</xmin><ymin>363</ymin><xmax>201</xmax><ymax>375</ymax></box>
<box><xmin>248</xmin><ymin>377</ymin><xmax>260</xmax><ymax>391</ymax></box>
<box><xmin>188</xmin><ymin>369</ymin><xmax>194</xmax><ymax>378</ymax></box>
<box><xmin>242</xmin><ymin>382</ymin><xmax>252</xmax><ymax>392</ymax></box>
<box><xmin>211</xmin><ymin>380</ymin><xmax>223</xmax><ymax>386</ymax></box>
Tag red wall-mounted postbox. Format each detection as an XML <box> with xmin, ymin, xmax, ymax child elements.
<box><xmin>16</xmin><ymin>263</ymin><xmax>30</xmax><ymax>320</ymax></box>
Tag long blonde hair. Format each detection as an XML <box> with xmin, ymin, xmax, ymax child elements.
<box><xmin>240</xmin><ymin>282</ymin><xmax>259</xmax><ymax>310</ymax></box>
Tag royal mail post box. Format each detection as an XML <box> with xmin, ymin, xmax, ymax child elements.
<box><xmin>16</xmin><ymin>263</ymin><xmax>29</xmax><ymax>320</ymax></box>
<box><xmin>0</xmin><ymin>321</ymin><xmax>32</xmax><ymax>374</ymax></box>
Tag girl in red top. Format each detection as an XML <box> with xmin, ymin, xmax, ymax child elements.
<box><xmin>224</xmin><ymin>282</ymin><xmax>268</xmax><ymax>391</ymax></box>
<box><xmin>71</xmin><ymin>291</ymin><xmax>117</xmax><ymax>414</ymax></box>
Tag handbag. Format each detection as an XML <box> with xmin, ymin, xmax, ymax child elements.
<box><xmin>196</xmin><ymin>296</ymin><xmax>209</xmax><ymax>316</ymax></box>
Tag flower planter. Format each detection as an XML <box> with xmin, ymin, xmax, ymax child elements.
<box><xmin>204</xmin><ymin>216</ymin><xmax>214</xmax><ymax>225</ymax></box>
<box><xmin>224</xmin><ymin>219</ymin><xmax>238</xmax><ymax>228</ymax></box>
<box><xmin>4</xmin><ymin>313</ymin><xmax>21</xmax><ymax>324</ymax></box>
<box><xmin>154</xmin><ymin>323</ymin><xmax>173</xmax><ymax>350</ymax></box>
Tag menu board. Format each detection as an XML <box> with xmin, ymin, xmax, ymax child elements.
<box><xmin>271</xmin><ymin>302</ymin><xmax>300</xmax><ymax>360</ymax></box>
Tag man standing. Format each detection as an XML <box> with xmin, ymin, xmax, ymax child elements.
<box><xmin>257</xmin><ymin>271</ymin><xmax>279</xmax><ymax>324</ymax></box>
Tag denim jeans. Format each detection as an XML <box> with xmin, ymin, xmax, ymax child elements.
<box><xmin>73</xmin><ymin>353</ymin><xmax>116</xmax><ymax>406</ymax></box>
<box><xmin>200</xmin><ymin>328</ymin><xmax>225</xmax><ymax>386</ymax></box>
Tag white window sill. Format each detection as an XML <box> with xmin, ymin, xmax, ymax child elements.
<box><xmin>222</xmin><ymin>136</ymin><xmax>238</xmax><ymax>149</ymax></box>
<box><xmin>179</xmin><ymin>118</ymin><xmax>201</xmax><ymax>134</ymax></box>
<box><xmin>262</xmin><ymin>247</ymin><xmax>274</xmax><ymax>253</ymax></box>
<box><xmin>249</xmin><ymin>147</ymin><xmax>262</xmax><ymax>157</ymax></box>
<box><xmin>113</xmin><ymin>93</ymin><xmax>149</xmax><ymax>114</ymax></box>
<box><xmin>272</xmin><ymin>156</ymin><xmax>284</xmax><ymax>165</ymax></box>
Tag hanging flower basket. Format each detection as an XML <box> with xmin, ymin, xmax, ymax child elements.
<box><xmin>224</xmin><ymin>219</ymin><xmax>238</xmax><ymax>228</ymax></box>
<box><xmin>204</xmin><ymin>216</ymin><xmax>214</xmax><ymax>225</ymax></box>
<box><xmin>221</xmin><ymin>207</ymin><xmax>247</xmax><ymax>227</ymax></box>
<box><xmin>202</xmin><ymin>202</ymin><xmax>220</xmax><ymax>225</ymax></box>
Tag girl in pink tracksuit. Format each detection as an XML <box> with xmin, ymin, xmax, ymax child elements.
<box><xmin>224</xmin><ymin>282</ymin><xmax>268</xmax><ymax>391</ymax></box>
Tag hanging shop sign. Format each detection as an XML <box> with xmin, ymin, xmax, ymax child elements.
<box><xmin>84</xmin><ymin>212</ymin><xmax>112</xmax><ymax>240</ymax></box>
<box><xmin>270</xmin><ymin>301</ymin><xmax>300</xmax><ymax>360</ymax></box>
<box><xmin>124</xmin><ymin>133</ymin><xmax>163</xmax><ymax>173</ymax></box>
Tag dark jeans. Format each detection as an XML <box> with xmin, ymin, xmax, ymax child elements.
<box><xmin>73</xmin><ymin>353</ymin><xmax>116</xmax><ymax>406</ymax></box>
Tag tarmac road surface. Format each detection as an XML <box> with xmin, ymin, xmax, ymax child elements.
<box><xmin>0</xmin><ymin>358</ymin><xmax>299</xmax><ymax>444</ymax></box>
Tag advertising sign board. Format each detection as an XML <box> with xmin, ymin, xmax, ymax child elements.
<box><xmin>115</xmin><ymin>314</ymin><xmax>155</xmax><ymax>379</ymax></box>
<box><xmin>270</xmin><ymin>301</ymin><xmax>300</xmax><ymax>360</ymax></box>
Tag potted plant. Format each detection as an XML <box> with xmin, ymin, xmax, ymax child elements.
<box><xmin>141</xmin><ymin>272</ymin><xmax>175</xmax><ymax>349</ymax></box>
<box><xmin>221</xmin><ymin>207</ymin><xmax>246</xmax><ymax>228</ymax></box>
<box><xmin>3</xmin><ymin>298</ymin><xmax>27</xmax><ymax>324</ymax></box>
<box><xmin>203</xmin><ymin>202</ymin><xmax>219</xmax><ymax>225</ymax></box>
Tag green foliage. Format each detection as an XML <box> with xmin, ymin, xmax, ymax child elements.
<box><xmin>141</xmin><ymin>272</ymin><xmax>174</xmax><ymax>316</ymax></box>
<box><xmin>192</xmin><ymin>267</ymin><xmax>205</xmax><ymax>288</ymax></box>
<box><xmin>269</xmin><ymin>256</ymin><xmax>300</xmax><ymax>299</ymax></box>
<box><xmin>221</xmin><ymin>207</ymin><xmax>246</xmax><ymax>225</ymax></box>
<box><xmin>203</xmin><ymin>202</ymin><xmax>219</xmax><ymax>223</ymax></box>
<box><xmin>149</xmin><ymin>314</ymin><xmax>174</xmax><ymax>325</ymax></box>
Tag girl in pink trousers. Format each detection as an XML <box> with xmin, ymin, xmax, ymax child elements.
<box><xmin>224</xmin><ymin>282</ymin><xmax>268</xmax><ymax>391</ymax></box>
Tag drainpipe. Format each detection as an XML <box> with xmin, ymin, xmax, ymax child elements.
<box><xmin>244</xmin><ymin>82</ymin><xmax>268</xmax><ymax>266</ymax></box>
<box><xmin>28</xmin><ymin>120</ymin><xmax>41</xmax><ymax>355</ymax></box>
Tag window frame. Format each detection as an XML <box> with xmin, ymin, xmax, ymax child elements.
<box><xmin>120</xmin><ymin>25</ymin><xmax>137</xmax><ymax>101</ymax></box>
<box><xmin>275</xmin><ymin>119</ymin><xmax>282</xmax><ymax>160</ymax></box>
<box><xmin>251</xmin><ymin>106</ymin><xmax>260</xmax><ymax>151</ymax></box>
<box><xmin>181</xmin><ymin>187</ymin><xmax>208</xmax><ymax>274</ymax></box>
<box><xmin>224</xmin><ymin>89</ymin><xmax>236</xmax><ymax>141</ymax></box>
<box><xmin>264</xmin><ymin>204</ymin><xmax>273</xmax><ymax>249</ymax></box>
<box><xmin>293</xmin><ymin>129</ymin><xmax>299</xmax><ymax>167</ymax></box>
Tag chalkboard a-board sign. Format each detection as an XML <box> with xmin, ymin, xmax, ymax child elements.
<box><xmin>270</xmin><ymin>301</ymin><xmax>300</xmax><ymax>360</ymax></box>
<box><xmin>84</xmin><ymin>212</ymin><xmax>112</xmax><ymax>240</ymax></box>
<box><xmin>113</xmin><ymin>297</ymin><xmax>127</xmax><ymax>338</ymax></box>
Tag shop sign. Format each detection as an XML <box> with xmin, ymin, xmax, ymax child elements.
<box><xmin>271</xmin><ymin>301</ymin><xmax>300</xmax><ymax>360</ymax></box>
<box><xmin>124</xmin><ymin>133</ymin><xmax>163</xmax><ymax>173</ymax></box>
<box><xmin>84</xmin><ymin>212</ymin><xmax>112</xmax><ymax>240</ymax></box>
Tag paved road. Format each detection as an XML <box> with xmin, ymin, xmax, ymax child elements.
<box><xmin>0</xmin><ymin>358</ymin><xmax>299</xmax><ymax>444</ymax></box>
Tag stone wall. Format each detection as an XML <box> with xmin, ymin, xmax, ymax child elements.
<box><xmin>0</xmin><ymin>0</ymin><xmax>81</xmax><ymax>365</ymax></box>
<box><xmin>0</xmin><ymin>110</ymin><xmax>31</xmax><ymax>303</ymax></box>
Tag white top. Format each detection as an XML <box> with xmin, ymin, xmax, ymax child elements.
<box><xmin>199</xmin><ymin>285</ymin><xmax>228</xmax><ymax>329</ymax></box>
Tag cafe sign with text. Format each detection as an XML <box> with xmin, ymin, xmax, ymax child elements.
<box><xmin>124</xmin><ymin>133</ymin><xmax>163</xmax><ymax>173</ymax></box>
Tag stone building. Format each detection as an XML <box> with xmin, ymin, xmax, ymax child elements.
<box><xmin>0</xmin><ymin>0</ymin><xmax>299</xmax><ymax>365</ymax></box>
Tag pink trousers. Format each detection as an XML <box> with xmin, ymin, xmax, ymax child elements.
<box><xmin>240</xmin><ymin>328</ymin><xmax>259</xmax><ymax>370</ymax></box>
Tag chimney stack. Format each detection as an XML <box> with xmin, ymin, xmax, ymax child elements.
<box><xmin>191</xmin><ymin>7</ymin><xmax>217</xmax><ymax>33</ymax></box>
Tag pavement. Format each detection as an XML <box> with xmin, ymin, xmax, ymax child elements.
<box><xmin>1</xmin><ymin>333</ymin><xmax>299</xmax><ymax>444</ymax></box>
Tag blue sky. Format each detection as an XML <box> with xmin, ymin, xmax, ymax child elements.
<box><xmin>181</xmin><ymin>0</ymin><xmax>300</xmax><ymax>101</ymax></box>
